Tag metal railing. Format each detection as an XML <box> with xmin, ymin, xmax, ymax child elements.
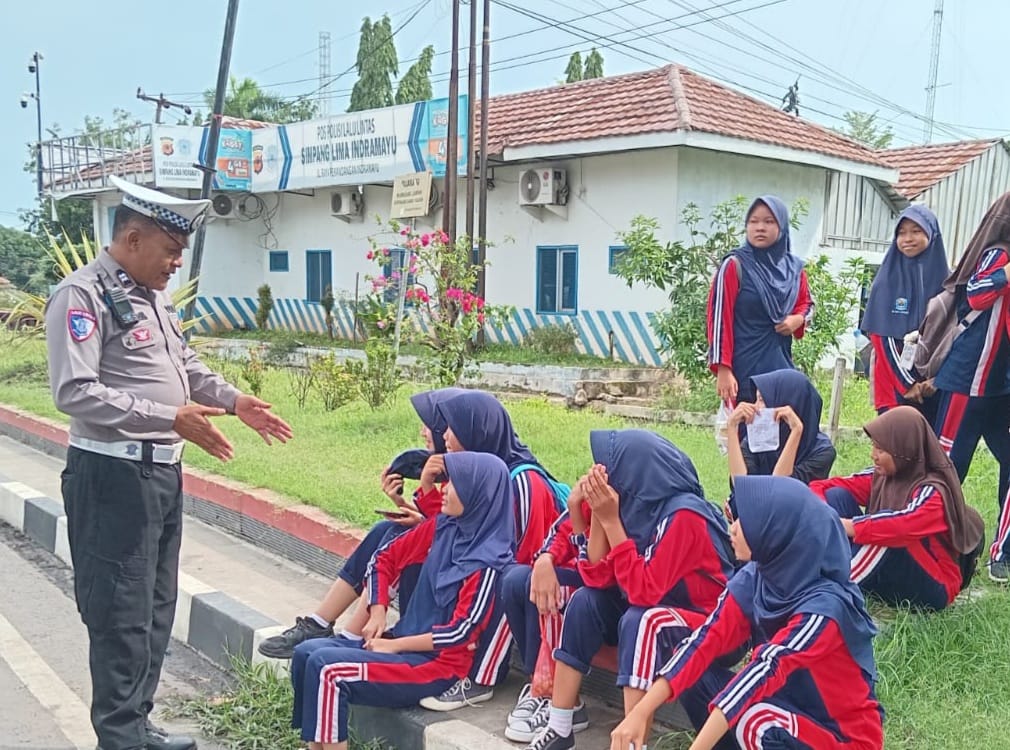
<box><xmin>42</xmin><ymin>123</ymin><xmax>155</xmax><ymax>196</ymax></box>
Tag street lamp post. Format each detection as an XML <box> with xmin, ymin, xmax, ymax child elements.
<box><xmin>22</xmin><ymin>52</ymin><xmax>43</xmax><ymax>197</ymax></box>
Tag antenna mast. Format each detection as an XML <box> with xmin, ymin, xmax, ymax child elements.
<box><xmin>923</xmin><ymin>0</ymin><xmax>944</xmax><ymax>143</ymax></box>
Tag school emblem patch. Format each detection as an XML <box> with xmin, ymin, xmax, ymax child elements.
<box><xmin>67</xmin><ymin>309</ymin><xmax>97</xmax><ymax>342</ymax></box>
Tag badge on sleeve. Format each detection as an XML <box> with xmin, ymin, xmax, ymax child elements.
<box><xmin>67</xmin><ymin>309</ymin><xmax>97</xmax><ymax>342</ymax></box>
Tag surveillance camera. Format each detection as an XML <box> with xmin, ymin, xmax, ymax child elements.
<box><xmin>20</xmin><ymin>96</ymin><xmax>29</xmax><ymax>109</ymax></box>
<box><xmin>28</xmin><ymin>63</ymin><xmax>36</xmax><ymax>73</ymax></box>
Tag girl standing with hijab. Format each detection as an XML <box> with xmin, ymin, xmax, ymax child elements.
<box><xmin>708</xmin><ymin>196</ymin><xmax>813</xmax><ymax>406</ymax></box>
<box><xmin>421</xmin><ymin>389</ymin><xmax>566</xmax><ymax>709</ymax></box>
<box><xmin>725</xmin><ymin>369</ymin><xmax>836</xmax><ymax>487</ymax></box>
<box><xmin>611</xmin><ymin>476</ymin><xmax>883</xmax><ymax>750</ymax></box>
<box><xmin>811</xmin><ymin>406</ymin><xmax>985</xmax><ymax>611</ymax></box>
<box><xmin>258</xmin><ymin>387</ymin><xmax>466</xmax><ymax>660</ymax></box>
<box><xmin>861</xmin><ymin>205</ymin><xmax>949</xmax><ymax>419</ymax></box>
<box><xmin>524</xmin><ymin>430</ymin><xmax>734</xmax><ymax>750</ymax></box>
<box><xmin>289</xmin><ymin>452</ymin><xmax>514</xmax><ymax>750</ymax></box>
<box><xmin>930</xmin><ymin>192</ymin><xmax>1010</xmax><ymax>581</ymax></box>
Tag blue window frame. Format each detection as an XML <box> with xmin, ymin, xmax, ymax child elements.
<box><xmin>536</xmin><ymin>245</ymin><xmax>578</xmax><ymax>315</ymax></box>
<box><xmin>382</xmin><ymin>248</ymin><xmax>417</xmax><ymax>306</ymax></box>
<box><xmin>269</xmin><ymin>251</ymin><xmax>289</xmax><ymax>272</ymax></box>
<box><xmin>608</xmin><ymin>245</ymin><xmax>628</xmax><ymax>274</ymax></box>
<box><xmin>305</xmin><ymin>249</ymin><xmax>332</xmax><ymax>303</ymax></box>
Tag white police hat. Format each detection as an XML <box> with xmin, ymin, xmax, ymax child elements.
<box><xmin>109</xmin><ymin>176</ymin><xmax>211</xmax><ymax>235</ymax></box>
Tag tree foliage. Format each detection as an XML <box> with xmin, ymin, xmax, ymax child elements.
<box><xmin>0</xmin><ymin>226</ymin><xmax>45</xmax><ymax>292</ymax></box>
<box><xmin>835</xmin><ymin>110</ymin><xmax>894</xmax><ymax>150</ymax></box>
<box><xmin>349</xmin><ymin>16</ymin><xmax>399</xmax><ymax>112</ymax></box>
<box><xmin>193</xmin><ymin>76</ymin><xmax>317</xmax><ymax>125</ymax></box>
<box><xmin>583</xmin><ymin>48</ymin><xmax>604</xmax><ymax>79</ymax></box>
<box><xmin>395</xmin><ymin>45</ymin><xmax>435</xmax><ymax>105</ymax></box>
<box><xmin>564</xmin><ymin>51</ymin><xmax>583</xmax><ymax>83</ymax></box>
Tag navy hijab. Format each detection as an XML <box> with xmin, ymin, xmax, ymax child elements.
<box><xmin>436</xmin><ymin>390</ymin><xmax>541</xmax><ymax>471</ymax></box>
<box><xmin>393</xmin><ymin>452</ymin><xmax>514</xmax><ymax>636</ymax></box>
<box><xmin>861</xmin><ymin>205</ymin><xmax>949</xmax><ymax>339</ymax></box>
<box><xmin>731</xmin><ymin>475</ymin><xmax>877</xmax><ymax>681</ymax></box>
<box><xmin>589</xmin><ymin>429</ymin><xmax>731</xmax><ymax>559</ymax></box>
<box><xmin>750</xmin><ymin>369</ymin><xmax>833</xmax><ymax>464</ymax></box>
<box><xmin>410</xmin><ymin>387</ymin><xmax>467</xmax><ymax>453</ymax></box>
<box><xmin>734</xmin><ymin>196</ymin><xmax>804</xmax><ymax>324</ymax></box>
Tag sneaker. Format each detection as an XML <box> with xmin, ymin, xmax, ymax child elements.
<box><xmin>257</xmin><ymin>616</ymin><xmax>333</xmax><ymax>659</ymax></box>
<box><xmin>508</xmin><ymin>684</ymin><xmax>539</xmax><ymax>723</ymax></box>
<box><xmin>508</xmin><ymin>703</ymin><xmax>589</xmax><ymax>744</ymax></box>
<box><xmin>989</xmin><ymin>559</ymin><xmax>1010</xmax><ymax>583</ymax></box>
<box><xmin>419</xmin><ymin>677</ymin><xmax>494</xmax><ymax>711</ymax></box>
<box><xmin>524</xmin><ymin>727</ymin><xmax>575</xmax><ymax>750</ymax></box>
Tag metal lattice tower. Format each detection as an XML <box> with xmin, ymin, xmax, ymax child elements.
<box><xmin>318</xmin><ymin>31</ymin><xmax>331</xmax><ymax>116</ymax></box>
<box><xmin>923</xmin><ymin>0</ymin><xmax>944</xmax><ymax>143</ymax></box>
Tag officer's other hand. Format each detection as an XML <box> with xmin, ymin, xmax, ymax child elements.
<box><xmin>173</xmin><ymin>404</ymin><xmax>234</xmax><ymax>462</ymax></box>
<box><xmin>234</xmin><ymin>394</ymin><xmax>294</xmax><ymax>445</ymax></box>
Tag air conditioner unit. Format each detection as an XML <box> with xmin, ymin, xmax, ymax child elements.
<box><xmin>210</xmin><ymin>193</ymin><xmax>239</xmax><ymax>220</ymax></box>
<box><xmin>331</xmin><ymin>189</ymin><xmax>363</xmax><ymax>217</ymax></box>
<box><xmin>518</xmin><ymin>167</ymin><xmax>568</xmax><ymax>206</ymax></box>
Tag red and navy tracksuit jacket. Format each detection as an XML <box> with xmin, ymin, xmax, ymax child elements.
<box><xmin>810</xmin><ymin>471</ymin><xmax>961</xmax><ymax>607</ymax></box>
<box><xmin>935</xmin><ymin>246</ymin><xmax>1010</xmax><ymax>399</ymax></box>
<box><xmin>707</xmin><ymin>256</ymin><xmax>814</xmax><ymax>404</ymax></box>
<box><xmin>869</xmin><ymin>333</ymin><xmax>918</xmax><ymax>412</ymax></box>
<box><xmin>659</xmin><ymin>593</ymin><xmax>884</xmax><ymax>749</ymax></box>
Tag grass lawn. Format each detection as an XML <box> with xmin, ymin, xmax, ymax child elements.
<box><xmin>3</xmin><ymin>331</ymin><xmax>1010</xmax><ymax>748</ymax></box>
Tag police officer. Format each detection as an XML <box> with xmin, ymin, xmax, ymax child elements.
<box><xmin>44</xmin><ymin>177</ymin><xmax>293</xmax><ymax>750</ymax></box>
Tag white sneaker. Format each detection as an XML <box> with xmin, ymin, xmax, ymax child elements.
<box><xmin>419</xmin><ymin>677</ymin><xmax>494</xmax><ymax>711</ymax></box>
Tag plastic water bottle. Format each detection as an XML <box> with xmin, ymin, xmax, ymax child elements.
<box><xmin>714</xmin><ymin>403</ymin><xmax>731</xmax><ymax>456</ymax></box>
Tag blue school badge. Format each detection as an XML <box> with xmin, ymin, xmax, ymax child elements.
<box><xmin>893</xmin><ymin>297</ymin><xmax>909</xmax><ymax>314</ymax></box>
<box><xmin>67</xmin><ymin>309</ymin><xmax>97</xmax><ymax>342</ymax></box>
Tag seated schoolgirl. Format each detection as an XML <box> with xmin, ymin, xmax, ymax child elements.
<box><xmin>289</xmin><ymin>452</ymin><xmax>514</xmax><ymax>750</ymax></box>
<box><xmin>420</xmin><ymin>389</ymin><xmax>565</xmax><ymax>709</ymax></box>
<box><xmin>611</xmin><ymin>475</ymin><xmax>883</xmax><ymax>750</ymax></box>
<box><xmin>525</xmin><ymin>429</ymin><xmax>734</xmax><ymax>750</ymax></box>
<box><xmin>500</xmin><ymin>490</ymin><xmax>591</xmax><ymax>741</ymax></box>
<box><xmin>726</xmin><ymin>369</ymin><xmax>835</xmax><ymax>484</ymax></box>
<box><xmin>811</xmin><ymin>406</ymin><xmax>985</xmax><ymax>611</ymax></box>
<box><xmin>258</xmin><ymin>387</ymin><xmax>464</xmax><ymax>659</ymax></box>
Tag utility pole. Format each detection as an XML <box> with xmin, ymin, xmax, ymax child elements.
<box><xmin>464</xmin><ymin>0</ymin><xmax>477</xmax><ymax>244</ymax></box>
<box><xmin>442</xmin><ymin>0</ymin><xmax>461</xmax><ymax>246</ymax></box>
<box><xmin>318</xmin><ymin>31</ymin><xmax>331</xmax><ymax>117</ymax></box>
<box><xmin>23</xmin><ymin>52</ymin><xmax>43</xmax><ymax>198</ymax></box>
<box><xmin>136</xmin><ymin>88</ymin><xmax>192</xmax><ymax>124</ymax></box>
<box><xmin>183</xmin><ymin>0</ymin><xmax>240</xmax><ymax>338</ymax></box>
<box><xmin>476</xmin><ymin>0</ymin><xmax>490</xmax><ymax>307</ymax></box>
<box><xmin>923</xmin><ymin>0</ymin><xmax>944</xmax><ymax>144</ymax></box>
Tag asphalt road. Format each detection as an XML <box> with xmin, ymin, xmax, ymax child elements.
<box><xmin>0</xmin><ymin>523</ymin><xmax>231</xmax><ymax>750</ymax></box>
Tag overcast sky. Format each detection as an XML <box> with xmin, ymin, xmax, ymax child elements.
<box><xmin>2</xmin><ymin>0</ymin><xmax>1005</xmax><ymax>227</ymax></box>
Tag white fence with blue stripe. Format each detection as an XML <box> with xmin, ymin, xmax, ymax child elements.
<box><xmin>192</xmin><ymin>296</ymin><xmax>665</xmax><ymax>366</ymax></box>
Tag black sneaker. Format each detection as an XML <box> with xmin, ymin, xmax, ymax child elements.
<box><xmin>989</xmin><ymin>559</ymin><xmax>1010</xmax><ymax>583</ymax></box>
<box><xmin>145</xmin><ymin>721</ymin><xmax>197</xmax><ymax>750</ymax></box>
<box><xmin>418</xmin><ymin>677</ymin><xmax>494</xmax><ymax>711</ymax></box>
<box><xmin>525</xmin><ymin>727</ymin><xmax>575</xmax><ymax>750</ymax></box>
<box><xmin>257</xmin><ymin>616</ymin><xmax>333</xmax><ymax>659</ymax></box>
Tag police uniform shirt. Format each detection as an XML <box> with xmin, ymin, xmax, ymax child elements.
<box><xmin>45</xmin><ymin>249</ymin><xmax>240</xmax><ymax>443</ymax></box>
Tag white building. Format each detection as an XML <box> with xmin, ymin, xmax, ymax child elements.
<box><xmin>47</xmin><ymin>65</ymin><xmax>904</xmax><ymax>365</ymax></box>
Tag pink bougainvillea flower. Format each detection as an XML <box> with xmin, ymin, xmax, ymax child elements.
<box><xmin>420</xmin><ymin>233</ymin><xmax>431</xmax><ymax>247</ymax></box>
<box><xmin>376</xmin><ymin>320</ymin><xmax>387</xmax><ymax>329</ymax></box>
<box><xmin>366</xmin><ymin>251</ymin><xmax>374</xmax><ymax>260</ymax></box>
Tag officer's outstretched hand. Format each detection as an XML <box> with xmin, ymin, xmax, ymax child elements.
<box><xmin>174</xmin><ymin>404</ymin><xmax>234</xmax><ymax>462</ymax></box>
<box><xmin>234</xmin><ymin>394</ymin><xmax>294</xmax><ymax>445</ymax></box>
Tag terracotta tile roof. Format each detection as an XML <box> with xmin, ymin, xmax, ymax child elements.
<box><xmin>480</xmin><ymin>64</ymin><xmax>889</xmax><ymax>169</ymax></box>
<box><xmin>880</xmin><ymin>139</ymin><xmax>1002</xmax><ymax>199</ymax></box>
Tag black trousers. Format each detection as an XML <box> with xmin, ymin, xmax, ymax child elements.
<box><xmin>62</xmin><ymin>446</ymin><xmax>183</xmax><ymax>750</ymax></box>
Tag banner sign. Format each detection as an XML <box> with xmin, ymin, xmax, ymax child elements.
<box><xmin>252</xmin><ymin>96</ymin><xmax>468</xmax><ymax>192</ymax></box>
<box><xmin>153</xmin><ymin>96</ymin><xmax>467</xmax><ymax>194</ymax></box>
<box><xmin>153</xmin><ymin>126</ymin><xmax>253</xmax><ymax>191</ymax></box>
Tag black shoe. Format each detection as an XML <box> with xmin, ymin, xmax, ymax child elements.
<box><xmin>145</xmin><ymin>722</ymin><xmax>197</xmax><ymax>750</ymax></box>
<box><xmin>525</xmin><ymin>727</ymin><xmax>576</xmax><ymax>750</ymax></box>
<box><xmin>257</xmin><ymin>616</ymin><xmax>334</xmax><ymax>659</ymax></box>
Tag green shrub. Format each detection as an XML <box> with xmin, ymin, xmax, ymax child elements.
<box><xmin>345</xmin><ymin>340</ymin><xmax>401</xmax><ymax>409</ymax></box>
<box><xmin>308</xmin><ymin>353</ymin><xmax>356</xmax><ymax>411</ymax></box>
<box><xmin>524</xmin><ymin>323</ymin><xmax>579</xmax><ymax>356</ymax></box>
<box><xmin>255</xmin><ymin>284</ymin><xmax>274</xmax><ymax>331</ymax></box>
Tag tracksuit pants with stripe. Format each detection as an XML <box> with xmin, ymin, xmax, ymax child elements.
<box><xmin>336</xmin><ymin>519</ymin><xmax>421</xmax><ymax>609</ymax></box>
<box><xmin>291</xmin><ymin>636</ymin><xmax>458</xmax><ymax>744</ymax></box>
<box><xmin>826</xmin><ymin>488</ymin><xmax>949</xmax><ymax>611</ymax></box>
<box><xmin>552</xmin><ymin>587</ymin><xmax>696</xmax><ymax>689</ymax></box>
<box><xmin>934</xmin><ymin>391</ymin><xmax>1010</xmax><ymax>561</ymax></box>
<box><xmin>501</xmin><ymin>563</ymin><xmax>584</xmax><ymax>674</ymax></box>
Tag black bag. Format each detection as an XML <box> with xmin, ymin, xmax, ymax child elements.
<box><xmin>959</xmin><ymin>536</ymin><xmax>985</xmax><ymax>591</ymax></box>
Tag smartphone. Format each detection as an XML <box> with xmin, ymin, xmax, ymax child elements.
<box><xmin>375</xmin><ymin>509</ymin><xmax>410</xmax><ymax>519</ymax></box>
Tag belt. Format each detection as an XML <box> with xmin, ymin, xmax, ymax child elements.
<box><xmin>69</xmin><ymin>436</ymin><xmax>185</xmax><ymax>465</ymax></box>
